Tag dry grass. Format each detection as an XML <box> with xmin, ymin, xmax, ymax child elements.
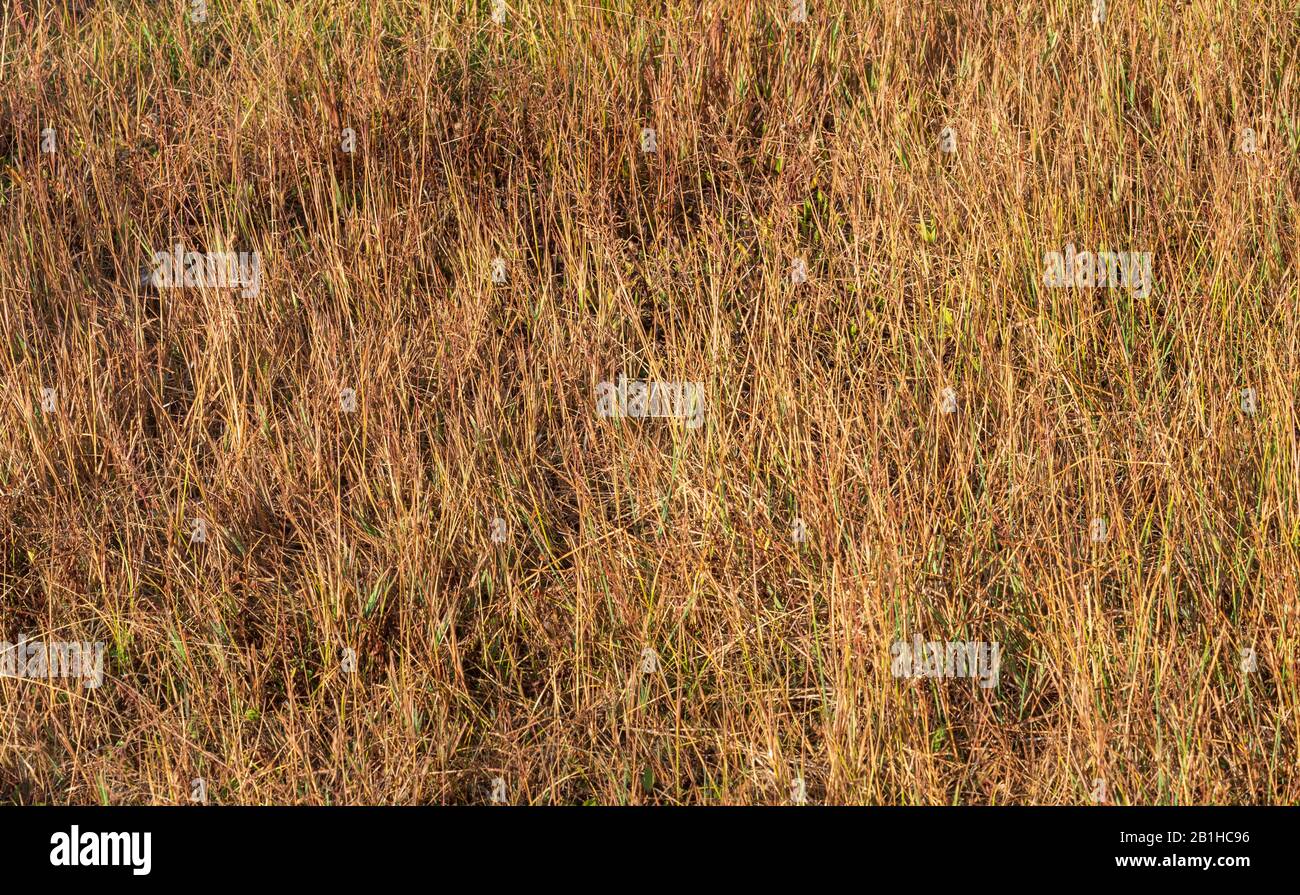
<box><xmin>1</xmin><ymin>0</ymin><xmax>1299</xmax><ymax>805</ymax></box>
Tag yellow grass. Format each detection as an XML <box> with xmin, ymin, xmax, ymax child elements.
<box><xmin>1</xmin><ymin>0</ymin><xmax>1298</xmax><ymax>804</ymax></box>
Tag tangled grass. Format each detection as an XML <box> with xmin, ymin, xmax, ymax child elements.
<box><xmin>1</xmin><ymin>0</ymin><xmax>1298</xmax><ymax>804</ymax></box>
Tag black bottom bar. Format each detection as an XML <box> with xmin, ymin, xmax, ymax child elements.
<box><xmin>1</xmin><ymin>806</ymin><xmax>1279</xmax><ymax>881</ymax></box>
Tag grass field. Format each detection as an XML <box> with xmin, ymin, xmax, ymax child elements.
<box><xmin>1</xmin><ymin>0</ymin><xmax>1298</xmax><ymax>805</ymax></box>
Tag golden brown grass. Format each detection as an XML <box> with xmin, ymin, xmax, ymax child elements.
<box><xmin>1</xmin><ymin>0</ymin><xmax>1298</xmax><ymax>804</ymax></box>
